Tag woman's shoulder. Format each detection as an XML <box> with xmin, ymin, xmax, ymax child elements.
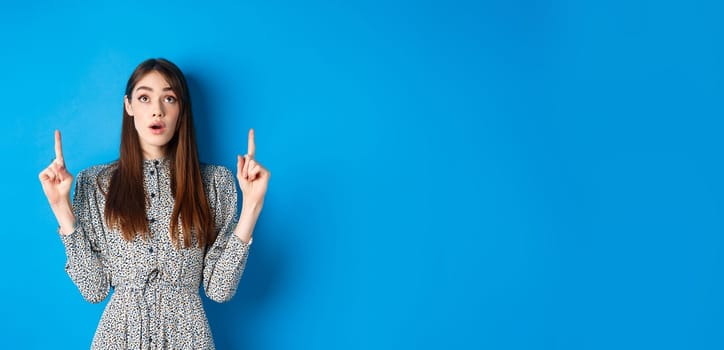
<box><xmin>200</xmin><ymin>162</ymin><xmax>235</xmax><ymax>186</ymax></box>
<box><xmin>200</xmin><ymin>162</ymin><xmax>233</xmax><ymax>177</ymax></box>
<box><xmin>76</xmin><ymin>161</ymin><xmax>118</xmax><ymax>185</ymax></box>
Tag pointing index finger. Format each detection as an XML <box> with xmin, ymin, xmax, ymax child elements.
<box><xmin>55</xmin><ymin>130</ymin><xmax>65</xmax><ymax>164</ymax></box>
<box><xmin>247</xmin><ymin>128</ymin><xmax>256</xmax><ymax>158</ymax></box>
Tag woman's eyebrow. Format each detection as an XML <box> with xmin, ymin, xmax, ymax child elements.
<box><xmin>135</xmin><ymin>86</ymin><xmax>173</xmax><ymax>92</ymax></box>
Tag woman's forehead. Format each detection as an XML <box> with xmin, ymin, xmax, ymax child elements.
<box><xmin>134</xmin><ymin>71</ymin><xmax>174</xmax><ymax>92</ymax></box>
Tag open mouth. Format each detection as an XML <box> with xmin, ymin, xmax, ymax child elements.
<box><xmin>149</xmin><ymin>122</ymin><xmax>166</xmax><ymax>134</ymax></box>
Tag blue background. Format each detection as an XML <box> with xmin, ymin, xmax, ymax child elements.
<box><xmin>1</xmin><ymin>0</ymin><xmax>723</xmax><ymax>348</ymax></box>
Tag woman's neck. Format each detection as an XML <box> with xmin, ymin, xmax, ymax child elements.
<box><xmin>142</xmin><ymin>146</ymin><xmax>167</xmax><ymax>160</ymax></box>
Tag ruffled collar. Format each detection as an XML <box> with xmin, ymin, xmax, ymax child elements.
<box><xmin>143</xmin><ymin>157</ymin><xmax>170</xmax><ymax>167</ymax></box>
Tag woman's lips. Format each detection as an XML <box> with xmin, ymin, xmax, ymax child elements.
<box><xmin>149</xmin><ymin>126</ymin><xmax>165</xmax><ymax>135</ymax></box>
<box><xmin>149</xmin><ymin>123</ymin><xmax>166</xmax><ymax>135</ymax></box>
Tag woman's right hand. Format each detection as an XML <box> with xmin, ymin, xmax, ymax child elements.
<box><xmin>39</xmin><ymin>130</ymin><xmax>76</xmax><ymax>234</ymax></box>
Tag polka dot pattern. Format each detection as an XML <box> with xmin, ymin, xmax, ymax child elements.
<box><xmin>60</xmin><ymin>158</ymin><xmax>250</xmax><ymax>349</ymax></box>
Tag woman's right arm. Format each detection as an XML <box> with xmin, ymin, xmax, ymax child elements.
<box><xmin>39</xmin><ymin>130</ymin><xmax>110</xmax><ymax>303</ymax></box>
<box><xmin>39</xmin><ymin>130</ymin><xmax>75</xmax><ymax>233</ymax></box>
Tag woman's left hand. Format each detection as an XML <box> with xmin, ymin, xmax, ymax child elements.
<box><xmin>237</xmin><ymin>128</ymin><xmax>271</xmax><ymax>209</ymax></box>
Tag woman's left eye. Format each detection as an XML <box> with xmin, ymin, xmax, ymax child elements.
<box><xmin>165</xmin><ymin>96</ymin><xmax>177</xmax><ymax>103</ymax></box>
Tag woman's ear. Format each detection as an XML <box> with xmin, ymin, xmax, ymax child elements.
<box><xmin>124</xmin><ymin>95</ymin><xmax>134</xmax><ymax>116</ymax></box>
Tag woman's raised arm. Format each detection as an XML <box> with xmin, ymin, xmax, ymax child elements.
<box><xmin>38</xmin><ymin>130</ymin><xmax>76</xmax><ymax>234</ymax></box>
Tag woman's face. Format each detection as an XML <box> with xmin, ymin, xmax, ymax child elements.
<box><xmin>124</xmin><ymin>71</ymin><xmax>180</xmax><ymax>159</ymax></box>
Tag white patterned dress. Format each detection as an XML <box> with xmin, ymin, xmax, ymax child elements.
<box><xmin>59</xmin><ymin>158</ymin><xmax>250</xmax><ymax>349</ymax></box>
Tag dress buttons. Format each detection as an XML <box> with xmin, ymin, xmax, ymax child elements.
<box><xmin>154</xmin><ymin>160</ymin><xmax>159</xmax><ymax>165</ymax></box>
<box><xmin>151</xmin><ymin>193</ymin><xmax>156</xmax><ymax>198</ymax></box>
<box><xmin>149</xmin><ymin>247</ymin><xmax>154</xmax><ymax>253</ymax></box>
<box><xmin>150</xmin><ymin>170</ymin><xmax>155</xmax><ymax>175</ymax></box>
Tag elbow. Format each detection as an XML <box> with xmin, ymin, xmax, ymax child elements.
<box><xmin>77</xmin><ymin>279</ymin><xmax>110</xmax><ymax>304</ymax></box>
<box><xmin>67</xmin><ymin>267</ymin><xmax>110</xmax><ymax>303</ymax></box>
<box><xmin>205</xmin><ymin>285</ymin><xmax>238</xmax><ymax>303</ymax></box>
<box><xmin>82</xmin><ymin>287</ymin><xmax>110</xmax><ymax>304</ymax></box>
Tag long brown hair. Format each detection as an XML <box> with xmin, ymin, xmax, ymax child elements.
<box><xmin>104</xmin><ymin>58</ymin><xmax>215</xmax><ymax>249</ymax></box>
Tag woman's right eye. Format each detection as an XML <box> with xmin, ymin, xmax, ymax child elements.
<box><xmin>138</xmin><ymin>95</ymin><xmax>149</xmax><ymax>102</ymax></box>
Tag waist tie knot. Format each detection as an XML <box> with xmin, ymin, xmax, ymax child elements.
<box><xmin>113</xmin><ymin>269</ymin><xmax>199</xmax><ymax>348</ymax></box>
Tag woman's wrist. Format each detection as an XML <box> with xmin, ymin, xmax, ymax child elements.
<box><xmin>53</xmin><ymin>204</ymin><xmax>76</xmax><ymax>235</ymax></box>
<box><xmin>234</xmin><ymin>201</ymin><xmax>263</xmax><ymax>244</ymax></box>
<box><xmin>241</xmin><ymin>199</ymin><xmax>263</xmax><ymax>215</ymax></box>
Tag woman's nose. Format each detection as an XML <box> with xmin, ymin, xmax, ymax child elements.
<box><xmin>153</xmin><ymin>104</ymin><xmax>164</xmax><ymax>117</ymax></box>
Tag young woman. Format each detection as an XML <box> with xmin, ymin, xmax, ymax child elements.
<box><xmin>38</xmin><ymin>58</ymin><xmax>270</xmax><ymax>349</ymax></box>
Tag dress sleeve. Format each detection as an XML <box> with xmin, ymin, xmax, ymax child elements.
<box><xmin>203</xmin><ymin>166</ymin><xmax>251</xmax><ymax>303</ymax></box>
<box><xmin>59</xmin><ymin>169</ymin><xmax>111</xmax><ymax>303</ymax></box>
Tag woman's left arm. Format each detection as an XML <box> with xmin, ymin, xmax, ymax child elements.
<box><xmin>203</xmin><ymin>129</ymin><xmax>270</xmax><ymax>303</ymax></box>
<box><xmin>233</xmin><ymin>128</ymin><xmax>270</xmax><ymax>243</ymax></box>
